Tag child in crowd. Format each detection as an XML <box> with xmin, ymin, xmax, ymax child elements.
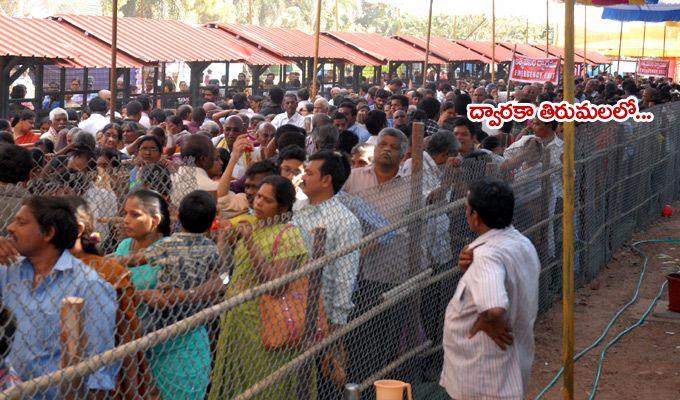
<box><xmin>120</xmin><ymin>190</ymin><xmax>224</xmax><ymax>322</ymax></box>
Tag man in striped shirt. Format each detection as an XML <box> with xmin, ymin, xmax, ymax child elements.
<box><xmin>440</xmin><ymin>178</ymin><xmax>540</xmax><ymax>399</ymax></box>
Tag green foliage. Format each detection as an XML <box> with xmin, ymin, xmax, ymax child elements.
<box><xmin>96</xmin><ymin>0</ymin><xmax>556</xmax><ymax>46</ymax></box>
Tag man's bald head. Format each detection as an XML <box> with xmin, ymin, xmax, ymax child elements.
<box><xmin>98</xmin><ymin>90</ymin><xmax>112</xmax><ymax>108</ymax></box>
<box><xmin>224</xmin><ymin>115</ymin><xmax>245</xmax><ymax>150</ymax></box>
<box><xmin>313</xmin><ymin>98</ymin><xmax>329</xmax><ymax>115</ymax></box>
<box><xmin>472</xmin><ymin>87</ymin><xmax>486</xmax><ymax>104</ymax></box>
<box><xmin>202</xmin><ymin>102</ymin><xmax>217</xmax><ymax>113</ymax></box>
<box><xmin>181</xmin><ymin>134</ymin><xmax>215</xmax><ymax>171</ymax></box>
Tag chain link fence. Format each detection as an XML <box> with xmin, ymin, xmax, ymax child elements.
<box><xmin>0</xmin><ymin>102</ymin><xmax>678</xmax><ymax>399</ymax></box>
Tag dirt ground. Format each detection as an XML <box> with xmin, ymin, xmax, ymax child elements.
<box><xmin>527</xmin><ymin>202</ymin><xmax>680</xmax><ymax>399</ymax></box>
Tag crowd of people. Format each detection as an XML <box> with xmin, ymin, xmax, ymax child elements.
<box><xmin>0</xmin><ymin>69</ymin><xmax>677</xmax><ymax>399</ymax></box>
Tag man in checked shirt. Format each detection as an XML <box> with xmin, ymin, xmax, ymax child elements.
<box><xmin>440</xmin><ymin>178</ymin><xmax>540</xmax><ymax>400</ymax></box>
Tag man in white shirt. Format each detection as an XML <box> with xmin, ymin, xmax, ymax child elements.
<box><xmin>137</xmin><ymin>95</ymin><xmax>152</xmax><ymax>128</ymax></box>
<box><xmin>441</xmin><ymin>178</ymin><xmax>540</xmax><ymax>400</ymax></box>
<box><xmin>97</xmin><ymin>90</ymin><xmax>122</xmax><ymax>119</ymax></box>
<box><xmin>271</xmin><ymin>93</ymin><xmax>305</xmax><ymax>129</ymax></box>
<box><xmin>171</xmin><ymin>134</ymin><xmax>218</xmax><ymax>206</ymax></box>
<box><xmin>78</xmin><ymin>97</ymin><xmax>109</xmax><ymax>137</ymax></box>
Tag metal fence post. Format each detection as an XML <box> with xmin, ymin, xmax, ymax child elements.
<box><xmin>297</xmin><ymin>227</ymin><xmax>327</xmax><ymax>399</ymax></box>
<box><xmin>344</xmin><ymin>383</ymin><xmax>360</xmax><ymax>400</ymax></box>
<box><xmin>59</xmin><ymin>297</ymin><xmax>86</xmax><ymax>399</ymax></box>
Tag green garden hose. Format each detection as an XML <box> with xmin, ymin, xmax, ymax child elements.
<box><xmin>535</xmin><ymin>239</ymin><xmax>680</xmax><ymax>399</ymax></box>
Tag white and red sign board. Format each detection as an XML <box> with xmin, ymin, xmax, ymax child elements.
<box><xmin>509</xmin><ymin>54</ymin><xmax>560</xmax><ymax>85</ymax></box>
<box><xmin>574</xmin><ymin>63</ymin><xmax>584</xmax><ymax>77</ymax></box>
<box><xmin>637</xmin><ymin>59</ymin><xmax>670</xmax><ymax>77</ymax></box>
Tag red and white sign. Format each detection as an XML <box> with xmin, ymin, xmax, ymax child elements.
<box><xmin>637</xmin><ymin>59</ymin><xmax>670</xmax><ymax>77</ymax></box>
<box><xmin>574</xmin><ymin>63</ymin><xmax>584</xmax><ymax>77</ymax></box>
<box><xmin>509</xmin><ymin>54</ymin><xmax>560</xmax><ymax>85</ymax></box>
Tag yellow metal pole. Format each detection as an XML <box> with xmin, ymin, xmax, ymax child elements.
<box><xmin>397</xmin><ymin>8</ymin><xmax>402</xmax><ymax>35</ymax></box>
<box><xmin>423</xmin><ymin>0</ymin><xmax>434</xmax><ymax>88</ymax></box>
<box><xmin>583</xmin><ymin>6</ymin><xmax>588</xmax><ymax>78</ymax></box>
<box><xmin>453</xmin><ymin>15</ymin><xmax>458</xmax><ymax>38</ymax></box>
<box><xmin>110</xmin><ymin>0</ymin><xmax>118</xmax><ymax>123</ymax></box>
<box><xmin>642</xmin><ymin>21</ymin><xmax>647</xmax><ymax>58</ymax></box>
<box><xmin>311</xmin><ymin>0</ymin><xmax>322</xmax><ymax>98</ymax></box>
<box><xmin>492</xmin><ymin>0</ymin><xmax>496</xmax><ymax>82</ymax></box>
<box><xmin>617</xmin><ymin>20</ymin><xmax>623</xmax><ymax>75</ymax></box>
<box><xmin>546</xmin><ymin>0</ymin><xmax>550</xmax><ymax>57</ymax></box>
<box><xmin>335</xmin><ymin>0</ymin><xmax>339</xmax><ymax>30</ymax></box>
<box><xmin>662</xmin><ymin>25</ymin><xmax>667</xmax><ymax>57</ymax></box>
<box><xmin>562</xmin><ymin>1</ymin><xmax>575</xmax><ymax>400</ymax></box>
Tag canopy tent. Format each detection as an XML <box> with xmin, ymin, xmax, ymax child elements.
<box><xmin>393</xmin><ymin>35</ymin><xmax>491</xmax><ymax>63</ymax></box>
<box><xmin>577</xmin><ymin>0</ymin><xmax>649</xmax><ymax>4</ymax></box>
<box><xmin>497</xmin><ymin>42</ymin><xmax>547</xmax><ymax>58</ymax></box>
<box><xmin>600</xmin><ymin>1</ymin><xmax>679</xmax><ymax>79</ymax></box>
<box><xmin>576</xmin><ymin>24</ymin><xmax>679</xmax><ymax>57</ymax></box>
<box><xmin>53</xmin><ymin>15</ymin><xmax>252</xmax><ymax>64</ymax></box>
<box><xmin>454</xmin><ymin>40</ymin><xmax>516</xmax><ymax>63</ymax></box>
<box><xmin>323</xmin><ymin>32</ymin><xmax>448</xmax><ymax>64</ymax></box>
<box><xmin>0</xmin><ymin>15</ymin><xmax>144</xmax><ymax>68</ymax></box>
<box><xmin>602</xmin><ymin>2</ymin><xmax>680</xmax><ymax>21</ymax></box>
<box><xmin>212</xmin><ymin>24</ymin><xmax>383</xmax><ymax>67</ymax></box>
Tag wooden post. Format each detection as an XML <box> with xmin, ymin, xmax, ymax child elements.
<box><xmin>525</xmin><ymin>18</ymin><xmax>529</xmax><ymax>44</ymax></box>
<box><xmin>110</xmin><ymin>0</ymin><xmax>118</xmax><ymax>122</ymax></box>
<box><xmin>82</xmin><ymin>67</ymin><xmax>89</xmax><ymax>111</ymax></box>
<box><xmin>311</xmin><ymin>0</ymin><xmax>322</xmax><ymax>98</ymax></box>
<box><xmin>188</xmin><ymin>62</ymin><xmax>209</xmax><ymax>106</ymax></box>
<box><xmin>423</xmin><ymin>0</ymin><xmax>434</xmax><ymax>88</ymax></box>
<box><xmin>122</xmin><ymin>68</ymin><xmax>130</xmax><ymax>109</ymax></box>
<box><xmin>409</xmin><ymin>122</ymin><xmax>425</xmax><ymax>268</ymax></box>
<box><xmin>617</xmin><ymin>21</ymin><xmax>624</xmax><ymax>75</ymax></box>
<box><xmin>0</xmin><ymin>58</ymin><xmax>8</xmax><ymax>119</ymax></box>
<box><xmin>35</xmin><ymin>66</ymin><xmax>44</xmax><ymax>113</ymax></box>
<box><xmin>506</xmin><ymin>44</ymin><xmax>516</xmax><ymax>108</ymax></box>
<box><xmin>335</xmin><ymin>0</ymin><xmax>340</xmax><ymax>30</ymax></box>
<box><xmin>152</xmin><ymin>66</ymin><xmax>159</xmax><ymax>107</ymax></box>
<box><xmin>491</xmin><ymin>0</ymin><xmax>496</xmax><ymax>82</ymax></box>
<box><xmin>59</xmin><ymin>68</ymin><xmax>68</xmax><ymax>109</ymax></box>
<box><xmin>60</xmin><ymin>297</ymin><xmax>86</xmax><ymax>399</ymax></box>
<box><xmin>297</xmin><ymin>228</ymin><xmax>327</xmax><ymax>399</ymax></box>
<box><xmin>404</xmin><ymin>121</ymin><xmax>425</xmax><ymax>360</ymax></box>
<box><xmin>583</xmin><ymin>5</ymin><xmax>588</xmax><ymax>79</ymax></box>
<box><xmin>546</xmin><ymin>0</ymin><xmax>550</xmax><ymax>57</ymax></box>
<box><xmin>562</xmin><ymin>1</ymin><xmax>575</xmax><ymax>400</ymax></box>
<box><xmin>248</xmin><ymin>0</ymin><xmax>253</xmax><ymax>24</ymax></box>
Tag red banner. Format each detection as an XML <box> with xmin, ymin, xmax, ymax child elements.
<box><xmin>509</xmin><ymin>54</ymin><xmax>560</xmax><ymax>85</ymax></box>
<box><xmin>637</xmin><ymin>59</ymin><xmax>670</xmax><ymax>77</ymax></box>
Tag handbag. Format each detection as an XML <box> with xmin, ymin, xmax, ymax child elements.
<box><xmin>259</xmin><ymin>225</ymin><xmax>329</xmax><ymax>350</ymax></box>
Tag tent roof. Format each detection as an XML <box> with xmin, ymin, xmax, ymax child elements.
<box><xmin>323</xmin><ymin>32</ymin><xmax>448</xmax><ymax>64</ymax></box>
<box><xmin>54</xmin><ymin>15</ymin><xmax>251</xmax><ymax>64</ymax></box>
<box><xmin>393</xmin><ymin>35</ymin><xmax>490</xmax><ymax>63</ymax></box>
<box><xmin>454</xmin><ymin>40</ymin><xmax>516</xmax><ymax>62</ymax></box>
<box><xmin>214</xmin><ymin>24</ymin><xmax>383</xmax><ymax>66</ymax></box>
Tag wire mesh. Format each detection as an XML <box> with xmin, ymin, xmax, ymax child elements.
<box><xmin>0</xmin><ymin>102</ymin><xmax>678</xmax><ymax>399</ymax></box>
